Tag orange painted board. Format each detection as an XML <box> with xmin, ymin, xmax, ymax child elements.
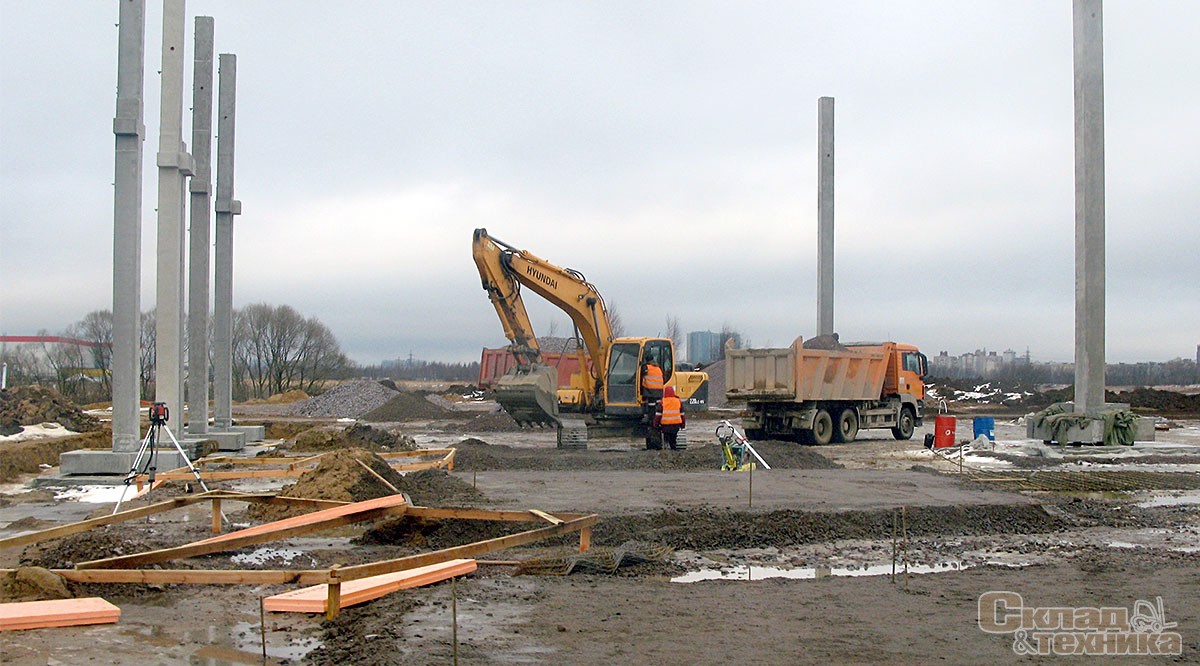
<box><xmin>193</xmin><ymin>494</ymin><xmax>408</xmax><ymax>546</ymax></box>
<box><xmin>0</xmin><ymin>597</ymin><xmax>120</xmax><ymax>631</ymax></box>
<box><xmin>264</xmin><ymin>559</ymin><xmax>477</xmax><ymax>613</ymax></box>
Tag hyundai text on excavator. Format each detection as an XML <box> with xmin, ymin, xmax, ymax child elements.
<box><xmin>472</xmin><ymin>228</ymin><xmax>709</xmax><ymax>448</ymax></box>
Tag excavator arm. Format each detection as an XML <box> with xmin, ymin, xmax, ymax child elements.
<box><xmin>472</xmin><ymin>228</ymin><xmax>615</xmax><ymax>424</ymax></box>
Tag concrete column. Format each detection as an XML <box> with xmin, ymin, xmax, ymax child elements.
<box><xmin>153</xmin><ymin>0</ymin><xmax>192</xmax><ymax>434</ymax></box>
<box><xmin>111</xmin><ymin>0</ymin><xmax>147</xmax><ymax>452</ymax></box>
<box><xmin>186</xmin><ymin>17</ymin><xmax>215</xmax><ymax>436</ymax></box>
<box><xmin>817</xmin><ymin>96</ymin><xmax>835</xmax><ymax>337</ymax></box>
<box><xmin>213</xmin><ymin>53</ymin><xmax>240</xmax><ymax>430</ymax></box>
<box><xmin>1073</xmin><ymin>0</ymin><xmax>1105</xmax><ymax>412</ymax></box>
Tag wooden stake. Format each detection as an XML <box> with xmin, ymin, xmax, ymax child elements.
<box><xmin>748</xmin><ymin>462</ymin><xmax>753</xmax><ymax>508</ymax></box>
<box><xmin>259</xmin><ymin>596</ymin><xmax>267</xmax><ymax>665</ymax></box>
<box><xmin>891</xmin><ymin>509</ymin><xmax>898</xmax><ymax>584</ymax></box>
<box><xmin>211</xmin><ymin>498</ymin><xmax>222</xmax><ymax>534</ymax></box>
<box><xmin>578</xmin><ymin>526</ymin><xmax>591</xmax><ymax>553</ymax></box>
<box><xmin>326</xmin><ymin>567</ymin><xmax>342</xmax><ymax>621</ymax></box>
<box><xmin>901</xmin><ymin>506</ymin><xmax>909</xmax><ymax>591</ymax></box>
<box><xmin>452</xmin><ymin>576</ymin><xmax>459</xmax><ymax>666</ymax></box>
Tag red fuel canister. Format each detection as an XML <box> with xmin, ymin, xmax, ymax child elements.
<box><xmin>934</xmin><ymin>414</ymin><xmax>957</xmax><ymax>449</ymax></box>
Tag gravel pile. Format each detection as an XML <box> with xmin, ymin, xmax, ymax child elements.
<box><xmin>287</xmin><ymin>380</ymin><xmax>399</xmax><ymax>419</ymax></box>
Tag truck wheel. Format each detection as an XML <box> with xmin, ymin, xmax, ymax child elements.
<box><xmin>811</xmin><ymin>409</ymin><xmax>834</xmax><ymax>446</ymax></box>
<box><xmin>832</xmin><ymin>409</ymin><xmax>859</xmax><ymax>443</ymax></box>
<box><xmin>891</xmin><ymin>407</ymin><xmax>915</xmax><ymax>440</ymax></box>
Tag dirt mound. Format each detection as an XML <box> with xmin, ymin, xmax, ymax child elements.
<box><xmin>0</xmin><ymin>385</ymin><xmax>102</xmax><ymax>436</ymax></box>
<box><xmin>250</xmin><ymin>448</ymin><xmax>409</xmax><ymax>522</ymax></box>
<box><xmin>291</xmin><ymin>423</ymin><xmax>419</xmax><ymax>452</ymax></box>
<box><xmin>0</xmin><ymin>430</ymin><xmax>110</xmax><ymax>483</ymax></box>
<box><xmin>448</xmin><ymin>437</ymin><xmax>842</xmax><ymax>472</ymax></box>
<box><xmin>439</xmin><ymin>411</ymin><xmax>522</xmax><ymax>433</ymax></box>
<box><xmin>287</xmin><ymin>380</ymin><xmax>399</xmax><ymax>418</ymax></box>
<box><xmin>267</xmin><ymin>389</ymin><xmax>309</xmax><ymax>404</ymax></box>
<box><xmin>249</xmin><ymin>449</ymin><xmax>480</xmax><ymax>522</ymax></box>
<box><xmin>592</xmin><ymin>504</ymin><xmax>1063</xmax><ymax>550</ymax></box>
<box><xmin>0</xmin><ymin>566</ymin><xmax>71</xmax><ymax>602</ymax></box>
<box><xmin>22</xmin><ymin>524</ymin><xmax>177</xmax><ymax>570</ymax></box>
<box><xmin>360</xmin><ymin>391</ymin><xmax>457</xmax><ymax>421</ymax></box>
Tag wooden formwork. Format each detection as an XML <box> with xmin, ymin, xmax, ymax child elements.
<box><xmin>0</xmin><ymin>490</ymin><xmax>596</xmax><ymax>619</ymax></box>
<box><xmin>127</xmin><ymin>448</ymin><xmax>457</xmax><ymax>487</ymax></box>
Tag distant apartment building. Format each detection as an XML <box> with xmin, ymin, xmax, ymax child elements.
<box><xmin>687</xmin><ymin>330</ymin><xmax>741</xmax><ymax>365</ymax></box>
<box><xmin>930</xmin><ymin>348</ymin><xmax>1026</xmax><ymax>378</ymax></box>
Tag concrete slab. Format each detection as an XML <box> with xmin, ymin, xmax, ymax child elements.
<box><xmin>58</xmin><ymin>450</ymin><xmax>193</xmax><ymax>477</ymax></box>
<box><xmin>204</xmin><ymin>430</ymin><xmax>246</xmax><ymax>451</ymax></box>
<box><xmin>229</xmin><ymin>424</ymin><xmax>265</xmax><ymax>442</ymax></box>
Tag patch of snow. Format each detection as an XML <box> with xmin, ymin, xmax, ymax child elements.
<box><xmin>0</xmin><ymin>422</ymin><xmax>80</xmax><ymax>443</ymax></box>
<box><xmin>54</xmin><ymin>485</ymin><xmax>129</xmax><ymax>504</ymax></box>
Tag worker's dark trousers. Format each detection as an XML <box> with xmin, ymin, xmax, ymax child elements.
<box><xmin>661</xmin><ymin>424</ymin><xmax>682</xmax><ymax>450</ymax></box>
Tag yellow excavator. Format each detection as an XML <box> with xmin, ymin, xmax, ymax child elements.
<box><xmin>472</xmin><ymin>228</ymin><xmax>709</xmax><ymax>448</ymax></box>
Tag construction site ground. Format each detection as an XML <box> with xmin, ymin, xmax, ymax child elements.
<box><xmin>1</xmin><ymin>389</ymin><xmax>1198</xmax><ymax>664</ymax></box>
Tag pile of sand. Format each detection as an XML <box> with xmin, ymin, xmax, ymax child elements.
<box><xmin>0</xmin><ymin>385</ymin><xmax>101</xmax><ymax>436</ymax></box>
<box><xmin>251</xmin><ymin>448</ymin><xmax>408</xmax><ymax>522</ymax></box>
<box><xmin>0</xmin><ymin>567</ymin><xmax>71</xmax><ymax>602</ymax></box>
<box><xmin>291</xmin><ymin>423</ymin><xmax>419</xmax><ymax>452</ymax></box>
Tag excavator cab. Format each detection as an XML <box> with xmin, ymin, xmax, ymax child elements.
<box><xmin>603</xmin><ymin>337</ymin><xmax>674</xmax><ymax>416</ymax></box>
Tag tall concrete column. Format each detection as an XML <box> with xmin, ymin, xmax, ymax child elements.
<box><xmin>153</xmin><ymin>0</ymin><xmax>192</xmax><ymax>434</ymax></box>
<box><xmin>186</xmin><ymin>17</ymin><xmax>215</xmax><ymax>436</ymax></box>
<box><xmin>1073</xmin><ymin>0</ymin><xmax>1105</xmax><ymax>412</ymax></box>
<box><xmin>213</xmin><ymin>53</ymin><xmax>241</xmax><ymax>430</ymax></box>
<box><xmin>111</xmin><ymin>0</ymin><xmax>147</xmax><ymax>452</ymax></box>
<box><xmin>817</xmin><ymin>96</ymin><xmax>835</xmax><ymax>337</ymax></box>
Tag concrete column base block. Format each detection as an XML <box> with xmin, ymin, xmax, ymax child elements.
<box><xmin>60</xmin><ymin>449</ymin><xmax>194</xmax><ymax>477</ymax></box>
<box><xmin>1026</xmin><ymin>402</ymin><xmax>1156</xmax><ymax>444</ymax></box>
<box><xmin>205</xmin><ymin>430</ymin><xmax>247</xmax><ymax>451</ymax></box>
<box><xmin>229</xmin><ymin>424</ymin><xmax>265</xmax><ymax>442</ymax></box>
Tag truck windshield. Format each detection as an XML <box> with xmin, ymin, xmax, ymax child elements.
<box><xmin>607</xmin><ymin>343</ymin><xmax>639</xmax><ymax>386</ymax></box>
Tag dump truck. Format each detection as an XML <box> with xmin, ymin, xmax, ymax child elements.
<box><xmin>725</xmin><ymin>336</ymin><xmax>927</xmax><ymax>444</ymax></box>
<box><xmin>472</xmin><ymin>228</ymin><xmax>709</xmax><ymax>448</ymax></box>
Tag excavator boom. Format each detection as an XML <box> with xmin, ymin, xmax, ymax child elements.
<box><xmin>472</xmin><ymin>228</ymin><xmax>614</xmax><ymax>426</ymax></box>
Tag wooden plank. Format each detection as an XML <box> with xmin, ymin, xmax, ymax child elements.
<box><xmin>0</xmin><ymin>495</ymin><xmax>204</xmax><ymax>551</ymax></box>
<box><xmin>404</xmin><ymin>507</ymin><xmax>588</xmax><ymax>522</ymax></box>
<box><xmin>75</xmin><ymin>495</ymin><xmax>410</xmax><ymax>570</ymax></box>
<box><xmin>528</xmin><ymin>509</ymin><xmax>563</xmax><ymax>525</ymax></box>
<box><xmin>335</xmin><ymin>514</ymin><xmax>597</xmax><ymax>582</ymax></box>
<box><xmin>47</xmin><ymin>568</ymin><xmax>311</xmax><ymax>585</ymax></box>
<box><xmin>0</xmin><ymin>597</ymin><xmax>120</xmax><ymax>631</ymax></box>
<box><xmin>355</xmin><ymin>458</ymin><xmax>401</xmax><ymax>494</ymax></box>
<box><xmin>265</xmin><ymin>559</ymin><xmax>477</xmax><ymax>613</ymax></box>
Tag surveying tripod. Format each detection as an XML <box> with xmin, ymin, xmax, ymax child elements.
<box><xmin>112</xmin><ymin>402</ymin><xmax>212</xmax><ymax>514</ymax></box>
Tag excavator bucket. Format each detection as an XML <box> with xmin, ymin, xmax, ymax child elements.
<box><xmin>494</xmin><ymin>364</ymin><xmax>560</xmax><ymax>427</ymax></box>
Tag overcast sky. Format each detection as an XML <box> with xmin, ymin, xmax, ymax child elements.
<box><xmin>2</xmin><ymin>1</ymin><xmax>1197</xmax><ymax>366</ymax></box>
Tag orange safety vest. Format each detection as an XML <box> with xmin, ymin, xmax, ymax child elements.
<box><xmin>659</xmin><ymin>395</ymin><xmax>683</xmax><ymax>425</ymax></box>
<box><xmin>642</xmin><ymin>364</ymin><xmax>664</xmax><ymax>391</ymax></box>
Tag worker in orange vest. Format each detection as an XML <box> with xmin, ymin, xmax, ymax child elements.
<box><xmin>654</xmin><ymin>385</ymin><xmax>686</xmax><ymax>450</ymax></box>
<box><xmin>641</xmin><ymin>356</ymin><xmax>664</xmax><ymax>402</ymax></box>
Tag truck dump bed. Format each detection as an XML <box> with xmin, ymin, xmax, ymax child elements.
<box><xmin>725</xmin><ymin>337</ymin><xmax>889</xmax><ymax>403</ymax></box>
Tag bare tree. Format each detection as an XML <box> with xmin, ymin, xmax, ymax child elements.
<box><xmin>665</xmin><ymin>314</ymin><xmax>682</xmax><ymax>348</ymax></box>
<box><xmin>718</xmin><ymin>322</ymin><xmax>742</xmax><ymax>360</ymax></box>
<box><xmin>76</xmin><ymin>310</ymin><xmax>113</xmax><ymax>396</ymax></box>
<box><xmin>606</xmin><ymin>301</ymin><xmax>626</xmax><ymax>338</ymax></box>
<box><xmin>231</xmin><ymin>303</ymin><xmax>350</xmax><ymax>399</ymax></box>
<box><xmin>0</xmin><ymin>345</ymin><xmax>43</xmax><ymax>386</ymax></box>
<box><xmin>140</xmin><ymin>310</ymin><xmax>156</xmax><ymax>398</ymax></box>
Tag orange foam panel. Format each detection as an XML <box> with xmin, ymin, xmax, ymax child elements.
<box><xmin>264</xmin><ymin>559</ymin><xmax>477</xmax><ymax>613</ymax></box>
<box><xmin>0</xmin><ymin>597</ymin><xmax>120</xmax><ymax>631</ymax></box>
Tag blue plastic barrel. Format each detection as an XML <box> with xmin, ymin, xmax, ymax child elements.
<box><xmin>973</xmin><ymin>417</ymin><xmax>995</xmax><ymax>441</ymax></box>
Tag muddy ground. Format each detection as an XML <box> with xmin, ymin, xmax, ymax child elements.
<box><xmin>0</xmin><ymin>398</ymin><xmax>1198</xmax><ymax>664</ymax></box>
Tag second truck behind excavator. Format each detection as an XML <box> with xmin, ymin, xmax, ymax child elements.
<box><xmin>472</xmin><ymin>228</ymin><xmax>708</xmax><ymax>448</ymax></box>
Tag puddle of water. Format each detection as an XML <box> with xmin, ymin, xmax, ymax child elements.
<box><xmin>230</xmin><ymin>620</ymin><xmax>321</xmax><ymax>662</ymax></box>
<box><xmin>671</xmin><ymin>560</ymin><xmax>966</xmax><ymax>583</ymax></box>
<box><xmin>1135</xmin><ymin>490</ymin><xmax>1200</xmax><ymax>508</ymax></box>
